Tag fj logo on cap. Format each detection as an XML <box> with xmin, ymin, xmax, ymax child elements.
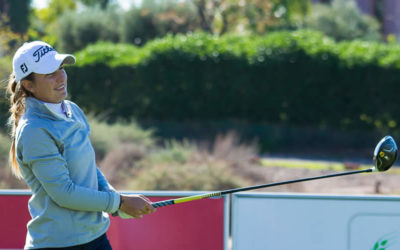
<box><xmin>32</xmin><ymin>45</ymin><xmax>55</xmax><ymax>63</ymax></box>
<box><xmin>20</xmin><ymin>63</ymin><xmax>28</xmax><ymax>73</ymax></box>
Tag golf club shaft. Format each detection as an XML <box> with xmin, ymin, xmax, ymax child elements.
<box><xmin>152</xmin><ymin>168</ymin><xmax>374</xmax><ymax>208</ymax></box>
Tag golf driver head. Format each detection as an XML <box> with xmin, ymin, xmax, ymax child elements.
<box><xmin>373</xmin><ymin>135</ymin><xmax>398</xmax><ymax>172</ymax></box>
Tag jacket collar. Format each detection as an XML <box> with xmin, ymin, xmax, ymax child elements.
<box><xmin>25</xmin><ymin>97</ymin><xmax>72</xmax><ymax>120</ymax></box>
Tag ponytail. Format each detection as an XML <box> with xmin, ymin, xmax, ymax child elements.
<box><xmin>6</xmin><ymin>73</ymin><xmax>33</xmax><ymax>179</ymax></box>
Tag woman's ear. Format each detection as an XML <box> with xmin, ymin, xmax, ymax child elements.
<box><xmin>21</xmin><ymin>79</ymin><xmax>34</xmax><ymax>93</ymax></box>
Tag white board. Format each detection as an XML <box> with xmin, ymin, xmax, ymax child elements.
<box><xmin>231</xmin><ymin>193</ymin><xmax>400</xmax><ymax>250</ymax></box>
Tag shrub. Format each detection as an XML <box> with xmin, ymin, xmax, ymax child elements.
<box><xmin>120</xmin><ymin>0</ymin><xmax>198</xmax><ymax>46</ymax></box>
<box><xmin>0</xmin><ymin>56</ymin><xmax>12</xmax><ymax>126</ymax></box>
<box><xmin>99</xmin><ymin>129</ymin><xmax>260</xmax><ymax>190</ymax></box>
<box><xmin>148</xmin><ymin>139</ymin><xmax>197</xmax><ymax>164</ymax></box>
<box><xmin>73</xmin><ymin>42</ymin><xmax>139</xmax><ymax>66</ymax></box>
<box><xmin>57</xmin><ymin>8</ymin><xmax>120</xmax><ymax>52</ymax></box>
<box><xmin>88</xmin><ymin>116</ymin><xmax>155</xmax><ymax>160</ymax></box>
<box><xmin>303</xmin><ymin>0</ymin><xmax>381</xmax><ymax>41</ymax></box>
<box><xmin>120</xmin><ymin>8</ymin><xmax>157</xmax><ymax>47</ymax></box>
<box><xmin>99</xmin><ymin>143</ymin><xmax>147</xmax><ymax>188</ymax></box>
<box><xmin>125</xmin><ymin>132</ymin><xmax>258</xmax><ymax>191</ymax></box>
<box><xmin>56</xmin><ymin>1</ymin><xmax>199</xmax><ymax>51</ymax></box>
<box><xmin>0</xmin><ymin>132</ymin><xmax>26</xmax><ymax>189</ymax></box>
<box><xmin>0</xmin><ymin>56</ymin><xmax>11</xmax><ymax>81</ymax></box>
<box><xmin>128</xmin><ymin>161</ymin><xmax>245</xmax><ymax>191</ymax></box>
<box><xmin>0</xmin><ymin>131</ymin><xmax>10</xmax><ymax>163</ymax></box>
<box><xmin>67</xmin><ymin>30</ymin><xmax>400</xmax><ymax>152</ymax></box>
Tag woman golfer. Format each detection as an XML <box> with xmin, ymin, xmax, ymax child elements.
<box><xmin>7</xmin><ymin>41</ymin><xmax>156</xmax><ymax>249</ymax></box>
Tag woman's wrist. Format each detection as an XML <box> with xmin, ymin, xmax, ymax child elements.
<box><xmin>112</xmin><ymin>195</ymin><xmax>123</xmax><ymax>217</ymax></box>
<box><xmin>119</xmin><ymin>195</ymin><xmax>124</xmax><ymax>209</ymax></box>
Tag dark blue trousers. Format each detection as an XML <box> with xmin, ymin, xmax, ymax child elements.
<box><xmin>34</xmin><ymin>234</ymin><xmax>112</xmax><ymax>250</ymax></box>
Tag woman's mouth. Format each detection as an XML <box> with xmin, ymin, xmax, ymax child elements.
<box><xmin>55</xmin><ymin>85</ymin><xmax>65</xmax><ymax>91</ymax></box>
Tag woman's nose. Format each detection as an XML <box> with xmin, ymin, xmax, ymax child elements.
<box><xmin>56</xmin><ymin>69</ymin><xmax>66</xmax><ymax>83</ymax></box>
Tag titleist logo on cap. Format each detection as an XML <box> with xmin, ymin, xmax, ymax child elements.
<box><xmin>32</xmin><ymin>46</ymin><xmax>55</xmax><ymax>62</ymax></box>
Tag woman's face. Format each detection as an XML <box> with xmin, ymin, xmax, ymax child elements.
<box><xmin>22</xmin><ymin>65</ymin><xmax>68</xmax><ymax>103</ymax></box>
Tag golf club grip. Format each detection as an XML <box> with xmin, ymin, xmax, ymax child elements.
<box><xmin>152</xmin><ymin>192</ymin><xmax>222</xmax><ymax>208</ymax></box>
<box><xmin>152</xmin><ymin>199</ymin><xmax>174</xmax><ymax>208</ymax></box>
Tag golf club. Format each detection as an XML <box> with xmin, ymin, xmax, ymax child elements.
<box><xmin>151</xmin><ymin>135</ymin><xmax>398</xmax><ymax>208</ymax></box>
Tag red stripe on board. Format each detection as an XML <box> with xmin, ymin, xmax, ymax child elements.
<box><xmin>0</xmin><ymin>194</ymin><xmax>224</xmax><ymax>250</ymax></box>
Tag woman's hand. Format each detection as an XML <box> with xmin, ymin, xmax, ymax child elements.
<box><xmin>119</xmin><ymin>194</ymin><xmax>156</xmax><ymax>218</ymax></box>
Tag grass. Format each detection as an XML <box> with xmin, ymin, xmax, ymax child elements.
<box><xmin>260</xmin><ymin>157</ymin><xmax>400</xmax><ymax>175</ymax></box>
<box><xmin>261</xmin><ymin>157</ymin><xmax>368</xmax><ymax>171</ymax></box>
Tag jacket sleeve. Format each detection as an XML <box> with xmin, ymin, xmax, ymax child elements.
<box><xmin>97</xmin><ymin>168</ymin><xmax>133</xmax><ymax>218</ymax></box>
<box><xmin>97</xmin><ymin>167</ymin><xmax>116</xmax><ymax>192</ymax></box>
<box><xmin>18</xmin><ymin>127</ymin><xmax>120</xmax><ymax>213</ymax></box>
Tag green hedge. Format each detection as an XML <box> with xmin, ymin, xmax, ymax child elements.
<box><xmin>67</xmin><ymin>30</ymin><xmax>400</xmax><ymax>134</ymax></box>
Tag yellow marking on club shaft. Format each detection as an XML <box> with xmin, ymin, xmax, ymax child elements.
<box><xmin>174</xmin><ymin>192</ymin><xmax>221</xmax><ymax>204</ymax></box>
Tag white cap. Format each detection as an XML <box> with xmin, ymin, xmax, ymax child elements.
<box><xmin>12</xmin><ymin>41</ymin><xmax>76</xmax><ymax>82</ymax></box>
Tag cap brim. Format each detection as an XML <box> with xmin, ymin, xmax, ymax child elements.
<box><xmin>34</xmin><ymin>53</ymin><xmax>76</xmax><ymax>75</ymax></box>
<box><xmin>58</xmin><ymin>54</ymin><xmax>76</xmax><ymax>65</ymax></box>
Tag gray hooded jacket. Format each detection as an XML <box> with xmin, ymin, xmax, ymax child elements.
<box><xmin>15</xmin><ymin>97</ymin><xmax>120</xmax><ymax>249</ymax></box>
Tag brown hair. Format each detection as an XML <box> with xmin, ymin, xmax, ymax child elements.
<box><xmin>7</xmin><ymin>73</ymin><xmax>34</xmax><ymax>178</ymax></box>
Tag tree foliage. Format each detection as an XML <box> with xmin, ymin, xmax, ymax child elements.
<box><xmin>303</xmin><ymin>0</ymin><xmax>381</xmax><ymax>41</ymax></box>
<box><xmin>0</xmin><ymin>0</ymin><xmax>31</xmax><ymax>34</ymax></box>
<box><xmin>57</xmin><ymin>8</ymin><xmax>120</xmax><ymax>52</ymax></box>
<box><xmin>121</xmin><ymin>0</ymin><xmax>198</xmax><ymax>46</ymax></box>
<box><xmin>191</xmin><ymin>0</ymin><xmax>310</xmax><ymax>35</ymax></box>
<box><xmin>28</xmin><ymin>0</ymin><xmax>77</xmax><ymax>45</ymax></box>
<box><xmin>79</xmin><ymin>0</ymin><xmax>114</xmax><ymax>9</ymax></box>
<box><xmin>34</xmin><ymin>0</ymin><xmax>313</xmax><ymax>51</ymax></box>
